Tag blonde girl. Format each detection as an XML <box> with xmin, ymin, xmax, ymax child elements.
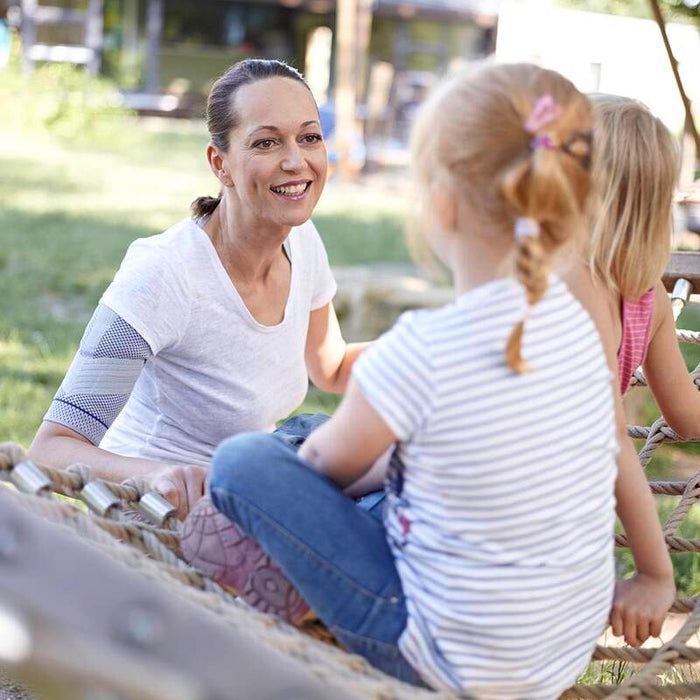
<box><xmin>576</xmin><ymin>96</ymin><xmax>700</xmax><ymax>422</ymax></box>
<box><xmin>206</xmin><ymin>65</ymin><xmax>670</xmax><ymax>698</ymax></box>
<box><xmin>566</xmin><ymin>97</ymin><xmax>700</xmax><ymax>649</ymax></box>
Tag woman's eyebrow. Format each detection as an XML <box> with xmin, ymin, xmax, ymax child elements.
<box><xmin>248</xmin><ymin>120</ymin><xmax>320</xmax><ymax>137</ymax></box>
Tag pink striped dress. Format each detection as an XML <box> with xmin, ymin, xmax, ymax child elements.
<box><xmin>617</xmin><ymin>288</ymin><xmax>655</xmax><ymax>395</ymax></box>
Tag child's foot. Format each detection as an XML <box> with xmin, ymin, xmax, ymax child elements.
<box><xmin>180</xmin><ymin>496</ymin><xmax>314</xmax><ymax>625</ymax></box>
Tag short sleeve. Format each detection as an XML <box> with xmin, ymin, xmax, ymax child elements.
<box><xmin>99</xmin><ymin>238</ymin><xmax>190</xmax><ymax>355</ymax></box>
<box><xmin>352</xmin><ymin>312</ymin><xmax>434</xmax><ymax>441</ymax></box>
<box><xmin>306</xmin><ymin>221</ymin><xmax>337</xmax><ymax>310</ymax></box>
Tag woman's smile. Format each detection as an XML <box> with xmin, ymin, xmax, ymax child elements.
<box><xmin>270</xmin><ymin>180</ymin><xmax>312</xmax><ymax>201</ymax></box>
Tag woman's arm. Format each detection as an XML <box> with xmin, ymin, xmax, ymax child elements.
<box><xmin>305</xmin><ymin>302</ymin><xmax>370</xmax><ymax>394</ymax></box>
<box><xmin>27</xmin><ymin>304</ymin><xmax>206</xmax><ymax>518</ymax></box>
<box><xmin>643</xmin><ymin>281</ymin><xmax>700</xmax><ymax>439</ymax></box>
<box><xmin>29</xmin><ymin>423</ymin><xmax>206</xmax><ymax>521</ymax></box>
<box><xmin>566</xmin><ymin>266</ymin><xmax>675</xmax><ymax>646</ymax></box>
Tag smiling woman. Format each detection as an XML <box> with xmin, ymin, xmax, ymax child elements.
<box><xmin>27</xmin><ymin>60</ymin><xmax>371</xmax><ymax>526</ymax></box>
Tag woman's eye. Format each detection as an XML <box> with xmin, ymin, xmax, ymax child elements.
<box><xmin>301</xmin><ymin>133</ymin><xmax>323</xmax><ymax>144</ymax></box>
<box><xmin>255</xmin><ymin>139</ymin><xmax>276</xmax><ymax>149</ymax></box>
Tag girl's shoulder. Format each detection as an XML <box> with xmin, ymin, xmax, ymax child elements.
<box><xmin>647</xmin><ymin>279</ymin><xmax>670</xmax><ymax>339</ymax></box>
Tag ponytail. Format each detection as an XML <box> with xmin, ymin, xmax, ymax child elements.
<box><xmin>191</xmin><ymin>192</ymin><xmax>222</xmax><ymax>219</ymax></box>
<box><xmin>499</xmin><ymin>95</ymin><xmax>593</xmax><ymax>373</ymax></box>
<box><xmin>504</xmin><ymin>230</ymin><xmax>550</xmax><ymax>372</ymax></box>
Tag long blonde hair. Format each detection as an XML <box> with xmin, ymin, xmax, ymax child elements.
<box><xmin>588</xmin><ymin>95</ymin><xmax>678</xmax><ymax>300</ymax></box>
<box><xmin>409</xmin><ymin>63</ymin><xmax>594</xmax><ymax>372</ymax></box>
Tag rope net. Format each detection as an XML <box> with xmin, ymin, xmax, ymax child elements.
<box><xmin>1</xmin><ymin>280</ymin><xmax>699</xmax><ymax>699</ymax></box>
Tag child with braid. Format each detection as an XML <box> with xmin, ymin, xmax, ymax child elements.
<box><xmin>206</xmin><ymin>65</ymin><xmax>672</xmax><ymax>698</ymax></box>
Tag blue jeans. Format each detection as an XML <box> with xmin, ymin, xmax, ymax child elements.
<box><xmin>209</xmin><ymin>419</ymin><xmax>425</xmax><ymax>687</ymax></box>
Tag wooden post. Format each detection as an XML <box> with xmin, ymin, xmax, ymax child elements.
<box><xmin>145</xmin><ymin>0</ymin><xmax>164</xmax><ymax>94</ymax></box>
<box><xmin>20</xmin><ymin>0</ymin><xmax>37</xmax><ymax>75</ymax></box>
<box><xmin>85</xmin><ymin>0</ymin><xmax>104</xmax><ymax>77</ymax></box>
<box><xmin>334</xmin><ymin>0</ymin><xmax>358</xmax><ymax>179</ymax></box>
<box><xmin>355</xmin><ymin>0</ymin><xmax>373</xmax><ymax>101</ymax></box>
<box><xmin>648</xmin><ymin>0</ymin><xmax>700</xmax><ymax>158</ymax></box>
<box><xmin>122</xmin><ymin>0</ymin><xmax>139</xmax><ymax>88</ymax></box>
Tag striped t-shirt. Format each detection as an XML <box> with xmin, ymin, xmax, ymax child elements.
<box><xmin>353</xmin><ymin>275</ymin><xmax>617</xmax><ymax>699</ymax></box>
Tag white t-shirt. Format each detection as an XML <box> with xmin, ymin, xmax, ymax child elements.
<box><xmin>99</xmin><ymin>218</ymin><xmax>336</xmax><ymax>467</ymax></box>
<box><xmin>353</xmin><ymin>276</ymin><xmax>617</xmax><ymax>698</ymax></box>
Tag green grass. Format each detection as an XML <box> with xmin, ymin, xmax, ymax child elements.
<box><xmin>0</xmin><ymin>116</ymin><xmax>408</xmax><ymax>446</ymax></box>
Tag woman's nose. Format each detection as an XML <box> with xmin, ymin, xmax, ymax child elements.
<box><xmin>281</xmin><ymin>143</ymin><xmax>304</xmax><ymax>171</ymax></box>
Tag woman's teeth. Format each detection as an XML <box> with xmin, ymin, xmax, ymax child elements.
<box><xmin>271</xmin><ymin>183</ymin><xmax>308</xmax><ymax>196</ymax></box>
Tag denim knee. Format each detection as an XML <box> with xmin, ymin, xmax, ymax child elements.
<box><xmin>210</xmin><ymin>432</ymin><xmax>285</xmax><ymax>498</ymax></box>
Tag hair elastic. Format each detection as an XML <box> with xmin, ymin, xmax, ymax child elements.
<box><xmin>514</xmin><ymin>217</ymin><xmax>540</xmax><ymax>240</ymax></box>
<box><xmin>530</xmin><ymin>134</ymin><xmax>558</xmax><ymax>151</ymax></box>
<box><xmin>524</xmin><ymin>94</ymin><xmax>562</xmax><ymax>133</ymax></box>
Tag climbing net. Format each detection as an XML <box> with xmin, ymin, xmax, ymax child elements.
<box><xmin>1</xmin><ymin>274</ymin><xmax>699</xmax><ymax>699</ymax></box>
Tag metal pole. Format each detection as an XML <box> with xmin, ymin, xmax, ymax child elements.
<box><xmin>85</xmin><ymin>0</ymin><xmax>104</xmax><ymax>77</ymax></box>
<box><xmin>145</xmin><ymin>0</ymin><xmax>164</xmax><ymax>94</ymax></box>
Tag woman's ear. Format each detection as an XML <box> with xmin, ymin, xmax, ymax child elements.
<box><xmin>430</xmin><ymin>180</ymin><xmax>457</xmax><ymax>234</ymax></box>
<box><xmin>206</xmin><ymin>143</ymin><xmax>233</xmax><ymax>188</ymax></box>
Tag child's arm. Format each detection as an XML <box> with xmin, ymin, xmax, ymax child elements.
<box><xmin>299</xmin><ymin>380</ymin><xmax>396</xmax><ymax>485</ymax></box>
<box><xmin>643</xmin><ymin>281</ymin><xmax>700</xmax><ymax>439</ymax></box>
<box><xmin>610</xmin><ymin>395</ymin><xmax>675</xmax><ymax>646</ymax></box>
<box><xmin>566</xmin><ymin>266</ymin><xmax>675</xmax><ymax>646</ymax></box>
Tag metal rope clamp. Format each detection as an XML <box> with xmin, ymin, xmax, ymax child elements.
<box><xmin>81</xmin><ymin>481</ymin><xmax>121</xmax><ymax>517</ymax></box>
<box><xmin>9</xmin><ymin>461</ymin><xmax>52</xmax><ymax>495</ymax></box>
<box><xmin>139</xmin><ymin>492</ymin><xmax>177</xmax><ymax>526</ymax></box>
<box><xmin>672</xmin><ymin>278</ymin><xmax>693</xmax><ymax>321</ymax></box>
<box><xmin>672</xmin><ymin>278</ymin><xmax>693</xmax><ymax>304</ymax></box>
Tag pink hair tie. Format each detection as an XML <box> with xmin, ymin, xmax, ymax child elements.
<box><xmin>524</xmin><ymin>94</ymin><xmax>562</xmax><ymax>133</ymax></box>
<box><xmin>530</xmin><ymin>134</ymin><xmax>557</xmax><ymax>151</ymax></box>
<box><xmin>525</xmin><ymin>94</ymin><xmax>562</xmax><ymax>151</ymax></box>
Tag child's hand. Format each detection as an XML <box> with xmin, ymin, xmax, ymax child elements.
<box><xmin>610</xmin><ymin>574</ymin><xmax>676</xmax><ymax>646</ymax></box>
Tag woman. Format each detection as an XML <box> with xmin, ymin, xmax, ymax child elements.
<box><xmin>28</xmin><ymin>60</ymin><xmax>367</xmax><ymax>519</ymax></box>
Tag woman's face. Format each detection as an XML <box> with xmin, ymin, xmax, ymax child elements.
<box><xmin>224</xmin><ymin>77</ymin><xmax>327</xmax><ymax>229</ymax></box>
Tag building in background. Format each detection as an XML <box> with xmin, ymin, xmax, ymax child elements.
<box><xmin>495</xmin><ymin>0</ymin><xmax>700</xmax><ymax>137</ymax></box>
<box><xmin>12</xmin><ymin>0</ymin><xmax>497</xmax><ymax>137</ymax></box>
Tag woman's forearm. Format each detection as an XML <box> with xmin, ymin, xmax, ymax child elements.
<box><xmin>325</xmin><ymin>341</ymin><xmax>371</xmax><ymax>394</ymax></box>
<box><xmin>28</xmin><ymin>425</ymin><xmax>173</xmax><ymax>484</ymax></box>
<box><xmin>616</xmin><ymin>435</ymin><xmax>673</xmax><ymax>579</ymax></box>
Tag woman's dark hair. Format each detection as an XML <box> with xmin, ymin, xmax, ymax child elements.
<box><xmin>191</xmin><ymin>59</ymin><xmax>311</xmax><ymax>219</ymax></box>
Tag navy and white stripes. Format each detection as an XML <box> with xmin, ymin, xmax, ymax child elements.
<box><xmin>353</xmin><ymin>276</ymin><xmax>617</xmax><ymax>698</ymax></box>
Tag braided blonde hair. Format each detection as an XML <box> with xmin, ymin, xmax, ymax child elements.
<box><xmin>410</xmin><ymin>63</ymin><xmax>594</xmax><ymax>372</ymax></box>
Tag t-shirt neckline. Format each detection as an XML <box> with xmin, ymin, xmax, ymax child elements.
<box><xmin>189</xmin><ymin>219</ymin><xmax>296</xmax><ymax>333</ymax></box>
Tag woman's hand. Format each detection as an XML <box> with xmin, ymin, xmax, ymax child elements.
<box><xmin>610</xmin><ymin>573</ymin><xmax>676</xmax><ymax>646</ymax></box>
<box><xmin>150</xmin><ymin>465</ymin><xmax>208</xmax><ymax>520</ymax></box>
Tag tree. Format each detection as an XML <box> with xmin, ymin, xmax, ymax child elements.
<box><xmin>556</xmin><ymin>0</ymin><xmax>699</xmax><ymax>24</ymax></box>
